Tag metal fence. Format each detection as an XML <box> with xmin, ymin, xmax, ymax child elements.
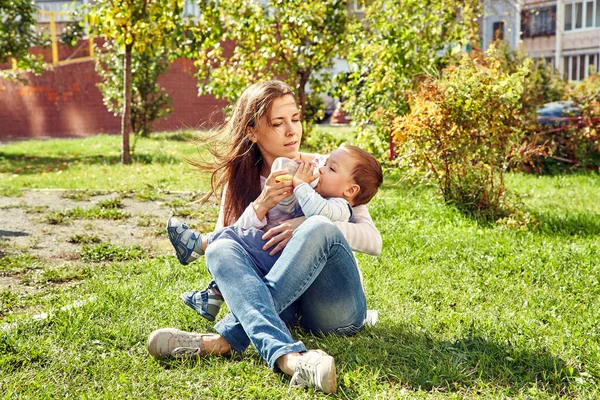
<box><xmin>10</xmin><ymin>8</ymin><xmax>94</xmax><ymax>70</ymax></box>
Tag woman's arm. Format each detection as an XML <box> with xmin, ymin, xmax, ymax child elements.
<box><xmin>215</xmin><ymin>185</ymin><xmax>267</xmax><ymax>231</ymax></box>
<box><xmin>262</xmin><ymin>205</ymin><xmax>382</xmax><ymax>256</ymax></box>
<box><xmin>334</xmin><ymin>205</ymin><xmax>382</xmax><ymax>256</ymax></box>
<box><xmin>215</xmin><ymin>169</ymin><xmax>293</xmax><ymax>230</ymax></box>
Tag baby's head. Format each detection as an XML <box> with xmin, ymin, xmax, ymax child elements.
<box><xmin>316</xmin><ymin>145</ymin><xmax>383</xmax><ymax>206</ymax></box>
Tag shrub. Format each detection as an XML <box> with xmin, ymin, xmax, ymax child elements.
<box><xmin>302</xmin><ymin>129</ymin><xmax>346</xmax><ymax>154</ymax></box>
<box><xmin>338</xmin><ymin>0</ymin><xmax>479</xmax><ymax>162</ymax></box>
<box><xmin>563</xmin><ymin>72</ymin><xmax>600</xmax><ymax>170</ymax></box>
<box><xmin>489</xmin><ymin>41</ymin><xmax>567</xmax><ymax>108</ymax></box>
<box><xmin>392</xmin><ymin>52</ymin><xmax>539</xmax><ymax>219</ymax></box>
<box><xmin>529</xmin><ymin>72</ymin><xmax>600</xmax><ymax>173</ymax></box>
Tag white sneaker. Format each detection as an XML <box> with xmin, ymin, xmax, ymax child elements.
<box><xmin>289</xmin><ymin>350</ymin><xmax>336</xmax><ymax>394</ymax></box>
<box><xmin>147</xmin><ymin>328</ymin><xmax>205</xmax><ymax>359</ymax></box>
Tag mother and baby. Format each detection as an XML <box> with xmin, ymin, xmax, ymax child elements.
<box><xmin>147</xmin><ymin>80</ymin><xmax>384</xmax><ymax>394</ymax></box>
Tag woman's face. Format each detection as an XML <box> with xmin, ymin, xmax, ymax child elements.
<box><xmin>252</xmin><ymin>94</ymin><xmax>302</xmax><ymax>167</ymax></box>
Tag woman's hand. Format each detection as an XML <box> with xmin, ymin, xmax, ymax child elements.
<box><xmin>252</xmin><ymin>169</ymin><xmax>294</xmax><ymax>221</ymax></box>
<box><xmin>262</xmin><ymin>216</ymin><xmax>306</xmax><ymax>255</ymax></box>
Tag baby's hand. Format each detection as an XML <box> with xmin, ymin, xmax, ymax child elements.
<box><xmin>292</xmin><ymin>161</ymin><xmax>318</xmax><ymax>188</ymax></box>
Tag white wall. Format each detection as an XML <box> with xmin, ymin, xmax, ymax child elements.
<box><xmin>482</xmin><ymin>0</ymin><xmax>522</xmax><ymax>50</ymax></box>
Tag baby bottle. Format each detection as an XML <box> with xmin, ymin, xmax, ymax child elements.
<box><xmin>271</xmin><ymin>157</ymin><xmax>320</xmax><ymax>213</ymax></box>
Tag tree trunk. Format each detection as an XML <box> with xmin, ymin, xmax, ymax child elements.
<box><xmin>121</xmin><ymin>43</ymin><xmax>133</xmax><ymax>165</ymax></box>
<box><xmin>298</xmin><ymin>71</ymin><xmax>308</xmax><ymax>124</ymax></box>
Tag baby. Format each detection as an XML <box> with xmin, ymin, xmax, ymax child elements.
<box><xmin>168</xmin><ymin>145</ymin><xmax>383</xmax><ymax>321</ymax></box>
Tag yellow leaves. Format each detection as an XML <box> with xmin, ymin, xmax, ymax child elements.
<box><xmin>391</xmin><ymin>116</ymin><xmax>406</xmax><ymax>145</ymax></box>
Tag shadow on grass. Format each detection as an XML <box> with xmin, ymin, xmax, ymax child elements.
<box><xmin>332</xmin><ymin>323</ymin><xmax>577</xmax><ymax>396</ymax></box>
<box><xmin>0</xmin><ymin>152</ymin><xmax>180</xmax><ymax>175</ymax></box>
<box><xmin>534</xmin><ymin>211</ymin><xmax>600</xmax><ymax>237</ymax></box>
<box><xmin>152</xmin><ymin>322</ymin><xmax>578</xmax><ymax>396</ymax></box>
<box><xmin>0</xmin><ymin>231</ymin><xmax>29</xmax><ymax>238</ymax></box>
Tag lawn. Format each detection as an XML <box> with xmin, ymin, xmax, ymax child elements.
<box><xmin>1</xmin><ymin>131</ymin><xmax>599</xmax><ymax>398</ymax></box>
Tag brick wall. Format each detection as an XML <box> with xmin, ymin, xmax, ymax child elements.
<box><xmin>0</xmin><ymin>50</ymin><xmax>227</xmax><ymax>140</ymax></box>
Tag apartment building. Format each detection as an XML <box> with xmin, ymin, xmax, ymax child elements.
<box><xmin>482</xmin><ymin>0</ymin><xmax>600</xmax><ymax>81</ymax></box>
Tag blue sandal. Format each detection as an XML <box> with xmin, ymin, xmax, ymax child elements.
<box><xmin>167</xmin><ymin>217</ymin><xmax>203</xmax><ymax>265</ymax></box>
<box><xmin>181</xmin><ymin>288</ymin><xmax>224</xmax><ymax>322</ymax></box>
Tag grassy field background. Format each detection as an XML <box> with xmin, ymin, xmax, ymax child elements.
<box><xmin>1</xmin><ymin>129</ymin><xmax>599</xmax><ymax>398</ymax></box>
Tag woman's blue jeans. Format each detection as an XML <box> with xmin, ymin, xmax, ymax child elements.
<box><xmin>205</xmin><ymin>216</ymin><xmax>367</xmax><ymax>370</ymax></box>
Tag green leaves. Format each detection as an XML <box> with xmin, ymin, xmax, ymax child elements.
<box><xmin>392</xmin><ymin>50</ymin><xmax>539</xmax><ymax>220</ymax></box>
<box><xmin>191</xmin><ymin>0</ymin><xmax>349</xmax><ymax>127</ymax></box>
<box><xmin>94</xmin><ymin>40</ymin><xmax>173</xmax><ymax>137</ymax></box>
<box><xmin>340</xmin><ymin>0</ymin><xmax>479</xmax><ymax>160</ymax></box>
<box><xmin>85</xmin><ymin>0</ymin><xmax>187</xmax><ymax>142</ymax></box>
<box><xmin>0</xmin><ymin>0</ymin><xmax>48</xmax><ymax>78</ymax></box>
<box><xmin>85</xmin><ymin>0</ymin><xmax>185</xmax><ymax>55</ymax></box>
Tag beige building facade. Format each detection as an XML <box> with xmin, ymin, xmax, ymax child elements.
<box><xmin>483</xmin><ymin>0</ymin><xmax>600</xmax><ymax>80</ymax></box>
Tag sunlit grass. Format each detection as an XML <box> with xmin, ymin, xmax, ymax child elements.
<box><xmin>0</xmin><ymin>131</ymin><xmax>598</xmax><ymax>398</ymax></box>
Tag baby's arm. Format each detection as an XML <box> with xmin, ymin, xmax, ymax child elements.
<box><xmin>291</xmin><ymin>160</ymin><xmax>351</xmax><ymax>222</ymax></box>
<box><xmin>294</xmin><ymin>183</ymin><xmax>352</xmax><ymax>222</ymax></box>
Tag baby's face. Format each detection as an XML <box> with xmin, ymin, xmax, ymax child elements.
<box><xmin>314</xmin><ymin>149</ymin><xmax>357</xmax><ymax>199</ymax></box>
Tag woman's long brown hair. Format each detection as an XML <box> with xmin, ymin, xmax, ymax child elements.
<box><xmin>187</xmin><ymin>80</ymin><xmax>295</xmax><ymax>226</ymax></box>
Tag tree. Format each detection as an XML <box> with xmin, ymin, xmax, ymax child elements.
<box><xmin>339</xmin><ymin>0</ymin><xmax>480</xmax><ymax>159</ymax></box>
<box><xmin>194</xmin><ymin>0</ymin><xmax>349</xmax><ymax>128</ymax></box>
<box><xmin>0</xmin><ymin>0</ymin><xmax>47</xmax><ymax>79</ymax></box>
<box><xmin>86</xmin><ymin>0</ymin><xmax>186</xmax><ymax>164</ymax></box>
<box><xmin>95</xmin><ymin>40</ymin><xmax>173</xmax><ymax>138</ymax></box>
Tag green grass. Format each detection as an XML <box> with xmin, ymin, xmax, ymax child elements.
<box><xmin>0</xmin><ymin>132</ymin><xmax>213</xmax><ymax>191</ymax></box>
<box><xmin>1</xmin><ymin>132</ymin><xmax>599</xmax><ymax>398</ymax></box>
<box><xmin>44</xmin><ymin>202</ymin><xmax>130</xmax><ymax>224</ymax></box>
<box><xmin>80</xmin><ymin>243</ymin><xmax>146</xmax><ymax>262</ymax></box>
<box><xmin>68</xmin><ymin>234</ymin><xmax>102</xmax><ymax>245</ymax></box>
<box><xmin>21</xmin><ymin>264</ymin><xmax>91</xmax><ymax>285</ymax></box>
<box><xmin>0</xmin><ymin>253</ymin><xmax>42</xmax><ymax>274</ymax></box>
<box><xmin>61</xmin><ymin>190</ymin><xmax>109</xmax><ymax>201</ymax></box>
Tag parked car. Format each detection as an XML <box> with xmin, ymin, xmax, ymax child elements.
<box><xmin>537</xmin><ymin>101</ymin><xmax>580</xmax><ymax>128</ymax></box>
<box><xmin>330</xmin><ymin>102</ymin><xmax>352</xmax><ymax>125</ymax></box>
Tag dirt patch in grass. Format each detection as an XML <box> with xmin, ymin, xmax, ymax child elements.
<box><xmin>0</xmin><ymin>189</ymin><xmax>216</xmax><ymax>296</ymax></box>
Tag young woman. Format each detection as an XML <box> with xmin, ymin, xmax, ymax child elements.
<box><xmin>147</xmin><ymin>80</ymin><xmax>382</xmax><ymax>394</ymax></box>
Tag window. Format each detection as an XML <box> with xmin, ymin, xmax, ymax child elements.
<box><xmin>183</xmin><ymin>0</ymin><xmax>200</xmax><ymax>17</ymax></box>
<box><xmin>565</xmin><ymin>0</ymin><xmax>600</xmax><ymax>30</ymax></box>
<box><xmin>564</xmin><ymin>53</ymin><xmax>600</xmax><ymax>80</ymax></box>
<box><xmin>521</xmin><ymin>6</ymin><xmax>557</xmax><ymax>37</ymax></box>
<box><xmin>493</xmin><ymin>21</ymin><xmax>505</xmax><ymax>40</ymax></box>
<box><xmin>586</xmin><ymin>1</ymin><xmax>594</xmax><ymax>26</ymax></box>
<box><xmin>565</xmin><ymin>4</ymin><xmax>573</xmax><ymax>30</ymax></box>
<box><xmin>590</xmin><ymin>55</ymin><xmax>597</xmax><ymax>73</ymax></box>
<box><xmin>354</xmin><ymin>0</ymin><xmax>373</xmax><ymax>12</ymax></box>
<box><xmin>575</xmin><ymin>2</ymin><xmax>583</xmax><ymax>28</ymax></box>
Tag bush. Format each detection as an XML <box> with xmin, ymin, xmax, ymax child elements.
<box><xmin>564</xmin><ymin>72</ymin><xmax>600</xmax><ymax>170</ymax></box>
<box><xmin>392</xmin><ymin>52</ymin><xmax>539</xmax><ymax>220</ymax></box>
<box><xmin>489</xmin><ymin>41</ymin><xmax>567</xmax><ymax>108</ymax></box>
<box><xmin>302</xmin><ymin>129</ymin><xmax>344</xmax><ymax>154</ymax></box>
<box><xmin>529</xmin><ymin>72</ymin><xmax>600</xmax><ymax>173</ymax></box>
